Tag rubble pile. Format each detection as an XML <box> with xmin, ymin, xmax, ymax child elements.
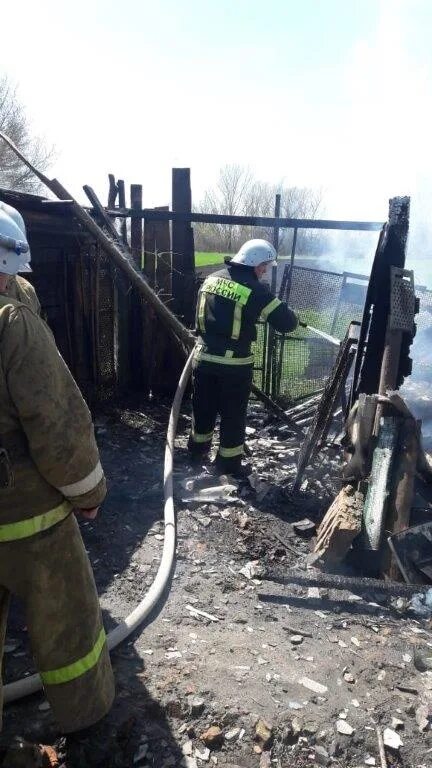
<box><xmin>2</xmin><ymin>402</ymin><xmax>432</xmax><ymax>767</ymax></box>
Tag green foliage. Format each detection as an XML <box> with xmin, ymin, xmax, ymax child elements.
<box><xmin>195</xmin><ymin>252</ymin><xmax>228</xmax><ymax>267</ymax></box>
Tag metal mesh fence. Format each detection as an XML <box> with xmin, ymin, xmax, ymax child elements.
<box><xmin>253</xmin><ymin>265</ymin><xmax>369</xmax><ymax>402</ymax></box>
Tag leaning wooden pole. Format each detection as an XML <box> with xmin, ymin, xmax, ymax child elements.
<box><xmin>0</xmin><ymin>132</ymin><xmax>301</xmax><ymax>432</ymax></box>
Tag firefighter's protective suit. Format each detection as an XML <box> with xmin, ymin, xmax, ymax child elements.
<box><xmin>6</xmin><ymin>275</ymin><xmax>41</xmax><ymax>315</ymax></box>
<box><xmin>189</xmin><ymin>259</ymin><xmax>298</xmax><ymax>473</ymax></box>
<box><xmin>0</xmin><ymin>296</ymin><xmax>114</xmax><ymax>733</ymax></box>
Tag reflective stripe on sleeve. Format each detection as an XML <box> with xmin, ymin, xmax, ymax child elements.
<box><xmin>0</xmin><ymin>501</ymin><xmax>71</xmax><ymax>543</ymax></box>
<box><xmin>41</xmin><ymin>627</ymin><xmax>107</xmax><ymax>686</ymax></box>
<box><xmin>197</xmin><ymin>293</ymin><xmax>206</xmax><ymax>333</ymax></box>
<box><xmin>260</xmin><ymin>297</ymin><xmax>282</xmax><ymax>321</ymax></box>
<box><xmin>57</xmin><ymin>461</ymin><xmax>104</xmax><ymax>498</ymax></box>
<box><xmin>231</xmin><ymin>303</ymin><xmax>242</xmax><ymax>340</ymax></box>
<box><xmin>219</xmin><ymin>445</ymin><xmax>244</xmax><ymax>458</ymax></box>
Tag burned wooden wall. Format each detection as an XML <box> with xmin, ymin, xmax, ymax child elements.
<box><xmin>0</xmin><ymin>189</ymin><xmax>120</xmax><ymax>402</ymax></box>
<box><xmin>0</xmin><ymin>187</ymin><xmax>184</xmax><ymax>403</ymax></box>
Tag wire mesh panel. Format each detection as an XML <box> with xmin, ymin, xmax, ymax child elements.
<box><xmin>287</xmin><ymin>266</ymin><xmax>344</xmax><ymax>331</ymax></box>
<box><xmin>252</xmin><ymin>321</ymin><xmax>267</xmax><ymax>389</ymax></box>
<box><xmin>268</xmin><ymin>266</ymin><xmax>368</xmax><ymax>402</ymax></box>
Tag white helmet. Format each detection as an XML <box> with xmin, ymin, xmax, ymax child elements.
<box><xmin>0</xmin><ymin>202</ymin><xmax>26</xmax><ymax>233</ymax></box>
<box><xmin>231</xmin><ymin>239</ymin><xmax>277</xmax><ymax>267</ymax></box>
<box><xmin>0</xmin><ymin>203</ymin><xmax>31</xmax><ymax>273</ymax></box>
<box><xmin>0</xmin><ymin>209</ymin><xmax>31</xmax><ymax>276</ymax></box>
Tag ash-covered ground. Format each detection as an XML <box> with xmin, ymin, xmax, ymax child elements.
<box><xmin>2</xmin><ymin>401</ymin><xmax>432</xmax><ymax>768</ymax></box>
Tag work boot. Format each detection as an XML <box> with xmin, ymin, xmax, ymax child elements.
<box><xmin>214</xmin><ymin>456</ymin><xmax>252</xmax><ymax>480</ymax></box>
<box><xmin>187</xmin><ymin>436</ymin><xmax>211</xmax><ymax>466</ymax></box>
<box><xmin>60</xmin><ymin>720</ymin><xmax>112</xmax><ymax>768</ymax></box>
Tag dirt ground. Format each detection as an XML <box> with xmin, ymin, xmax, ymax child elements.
<box><xmin>2</xmin><ymin>400</ymin><xmax>432</xmax><ymax>768</ymax></box>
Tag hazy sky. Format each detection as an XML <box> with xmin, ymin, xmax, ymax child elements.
<box><xmin>0</xmin><ymin>0</ymin><xmax>431</xmax><ymax>248</ymax></box>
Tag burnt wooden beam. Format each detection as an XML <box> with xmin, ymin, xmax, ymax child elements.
<box><xmin>143</xmin><ymin>212</ymin><xmax>156</xmax><ymax>287</ymax></box>
<box><xmin>83</xmin><ymin>185</ymin><xmax>121</xmax><ymax>243</ymax></box>
<box><xmin>130</xmin><ymin>184</ymin><xmax>143</xmax><ymax>269</ymax></box>
<box><xmin>108</xmin><ymin>174</ymin><xmax>118</xmax><ymax>209</ymax></box>
<box><xmin>105</xmin><ymin>208</ymin><xmax>384</xmax><ymax>231</ymax></box>
<box><xmin>154</xmin><ymin>206</ymin><xmax>171</xmax><ymax>296</ymax></box>
<box><xmin>171</xmin><ymin>168</ymin><xmax>195</xmax><ymax>324</ymax></box>
<box><xmin>352</xmin><ymin>197</ymin><xmax>410</xmax><ymax>403</ymax></box>
<box><xmin>117</xmin><ymin>180</ymin><xmax>128</xmax><ymax>246</ymax></box>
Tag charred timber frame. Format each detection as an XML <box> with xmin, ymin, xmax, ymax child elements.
<box><xmin>0</xmin><ymin>132</ymin><xmax>303</xmax><ymax>432</ymax></box>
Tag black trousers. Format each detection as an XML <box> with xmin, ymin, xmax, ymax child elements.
<box><xmin>189</xmin><ymin>363</ymin><xmax>253</xmax><ymax>472</ymax></box>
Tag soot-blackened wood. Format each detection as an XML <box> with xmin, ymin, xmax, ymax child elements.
<box><xmin>141</xmin><ymin>209</ymin><xmax>157</xmax><ymax>396</ymax></box>
<box><xmin>108</xmin><ymin>174</ymin><xmax>118</xmax><ymax>209</ymax></box>
<box><xmin>106</xmin><ymin>208</ymin><xmax>383</xmax><ymax>231</ymax></box>
<box><xmin>130</xmin><ymin>184</ymin><xmax>143</xmax><ymax>269</ymax></box>
<box><xmin>172</xmin><ymin>168</ymin><xmax>195</xmax><ymax>324</ymax></box>
<box><xmin>2</xmin><ymin>136</ymin><xmax>298</xmax><ymax>419</ymax></box>
<box><xmin>83</xmin><ymin>185</ymin><xmax>121</xmax><ymax>243</ymax></box>
<box><xmin>354</xmin><ymin>197</ymin><xmax>410</xmax><ymax>401</ymax></box>
<box><xmin>117</xmin><ymin>180</ymin><xmax>128</xmax><ymax>246</ymax></box>
<box><xmin>154</xmin><ymin>206</ymin><xmax>171</xmax><ymax>296</ymax></box>
<box><xmin>152</xmin><ymin>206</ymin><xmax>178</xmax><ymax>395</ymax></box>
<box><xmin>143</xmin><ymin>214</ymin><xmax>156</xmax><ymax>287</ymax></box>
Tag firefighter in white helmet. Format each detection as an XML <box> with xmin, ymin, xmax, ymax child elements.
<box><xmin>0</xmin><ymin>207</ymin><xmax>114</xmax><ymax>765</ymax></box>
<box><xmin>0</xmin><ymin>201</ymin><xmax>40</xmax><ymax>314</ymax></box>
<box><xmin>189</xmin><ymin>239</ymin><xmax>298</xmax><ymax>476</ymax></box>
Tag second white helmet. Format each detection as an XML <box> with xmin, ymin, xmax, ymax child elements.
<box><xmin>0</xmin><ymin>208</ymin><xmax>31</xmax><ymax>276</ymax></box>
<box><xmin>231</xmin><ymin>239</ymin><xmax>277</xmax><ymax>268</ymax></box>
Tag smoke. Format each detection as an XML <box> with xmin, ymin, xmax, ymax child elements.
<box><xmin>406</xmin><ymin>183</ymin><xmax>432</xmax><ymax>288</ymax></box>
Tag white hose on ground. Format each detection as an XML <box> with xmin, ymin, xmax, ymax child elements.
<box><xmin>3</xmin><ymin>350</ymin><xmax>195</xmax><ymax>704</ymax></box>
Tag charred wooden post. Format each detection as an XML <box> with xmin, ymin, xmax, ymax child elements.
<box><xmin>351</xmin><ymin>197</ymin><xmax>410</xmax><ymax>404</ymax></box>
<box><xmin>143</xmin><ymin>214</ymin><xmax>156</xmax><ymax>287</ymax></box>
<box><xmin>171</xmin><ymin>168</ymin><xmax>195</xmax><ymax>325</ymax></box>
<box><xmin>108</xmin><ymin>174</ymin><xmax>118</xmax><ymax>209</ymax></box>
<box><xmin>130</xmin><ymin>184</ymin><xmax>143</xmax><ymax>269</ymax></box>
<box><xmin>117</xmin><ymin>180</ymin><xmax>128</xmax><ymax>246</ymax></box>
<box><xmin>154</xmin><ymin>206</ymin><xmax>171</xmax><ymax>297</ymax></box>
<box><xmin>83</xmin><ymin>185</ymin><xmax>122</xmax><ymax>244</ymax></box>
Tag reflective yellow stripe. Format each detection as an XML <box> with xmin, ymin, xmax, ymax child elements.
<box><xmin>41</xmin><ymin>627</ymin><xmax>106</xmax><ymax>686</ymax></box>
<box><xmin>202</xmin><ymin>276</ymin><xmax>252</xmax><ymax>305</ymax></box>
<box><xmin>197</xmin><ymin>293</ymin><xmax>206</xmax><ymax>333</ymax></box>
<box><xmin>195</xmin><ymin>350</ymin><xmax>254</xmax><ymax>366</ymax></box>
<box><xmin>219</xmin><ymin>445</ymin><xmax>244</xmax><ymax>458</ymax></box>
<box><xmin>232</xmin><ymin>303</ymin><xmax>242</xmax><ymax>340</ymax></box>
<box><xmin>192</xmin><ymin>431</ymin><xmax>214</xmax><ymax>443</ymax></box>
<box><xmin>260</xmin><ymin>297</ymin><xmax>281</xmax><ymax>321</ymax></box>
<box><xmin>0</xmin><ymin>501</ymin><xmax>72</xmax><ymax>543</ymax></box>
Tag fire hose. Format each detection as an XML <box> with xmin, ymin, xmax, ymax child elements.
<box><xmin>3</xmin><ymin>352</ymin><xmax>194</xmax><ymax>704</ymax></box>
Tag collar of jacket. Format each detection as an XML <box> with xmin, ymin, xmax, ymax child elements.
<box><xmin>223</xmin><ymin>258</ymin><xmax>259</xmax><ymax>283</ymax></box>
